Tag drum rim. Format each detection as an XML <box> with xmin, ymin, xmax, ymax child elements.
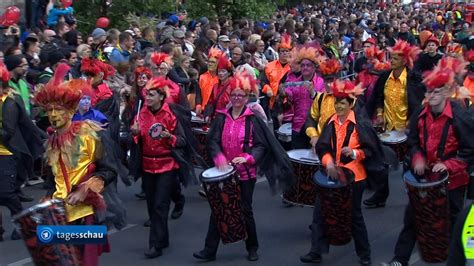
<box><xmin>313</xmin><ymin>168</ymin><xmax>354</xmax><ymax>188</ymax></box>
<box><xmin>200</xmin><ymin>167</ymin><xmax>236</xmax><ymax>183</ymax></box>
<box><xmin>287</xmin><ymin>149</ymin><xmax>320</xmax><ymax>165</ymax></box>
<box><xmin>277</xmin><ymin>123</ymin><xmax>292</xmax><ymax>135</ymax></box>
<box><xmin>11</xmin><ymin>199</ymin><xmax>64</xmax><ymax>221</ymax></box>
<box><xmin>379</xmin><ymin>131</ymin><xmax>408</xmax><ymax>144</ymax></box>
<box><xmin>403</xmin><ymin>171</ymin><xmax>449</xmax><ymax>187</ymax></box>
<box><xmin>192</xmin><ymin>127</ymin><xmax>208</xmax><ymax>133</ymax></box>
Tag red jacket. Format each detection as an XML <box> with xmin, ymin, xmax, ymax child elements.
<box><xmin>206</xmin><ymin>80</ymin><xmax>232</xmax><ymax>117</ymax></box>
<box><xmin>411</xmin><ymin>101</ymin><xmax>469</xmax><ymax>190</ymax></box>
<box><xmin>91</xmin><ymin>83</ymin><xmax>113</xmax><ymax>106</ymax></box>
<box><xmin>133</xmin><ymin>103</ymin><xmax>182</xmax><ymax>174</ymax></box>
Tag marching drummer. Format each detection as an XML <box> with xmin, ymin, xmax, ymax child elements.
<box><xmin>204</xmin><ymin>55</ymin><xmax>234</xmax><ymax>121</ymax></box>
<box><xmin>195</xmin><ymin>48</ymin><xmax>223</xmax><ymax>116</ymax></box>
<box><xmin>34</xmin><ymin>65</ymin><xmax>116</xmax><ymax>265</ymax></box>
<box><xmin>364</xmin><ymin>40</ymin><xmax>422</xmax><ymax>209</ymax></box>
<box><xmin>301</xmin><ymin>79</ymin><xmax>380</xmax><ymax>266</ymax></box>
<box><xmin>194</xmin><ymin>72</ymin><xmax>293</xmax><ymax>262</ymax></box>
<box><xmin>305</xmin><ymin>58</ymin><xmax>342</xmax><ymax>152</ymax></box>
<box><xmin>129</xmin><ymin>76</ymin><xmax>197</xmax><ymax>259</ymax></box>
<box><xmin>383</xmin><ymin>57</ymin><xmax>474</xmax><ymax>266</ymax></box>
<box><xmin>279</xmin><ymin>43</ymin><xmax>325</xmax><ymax>149</ymax></box>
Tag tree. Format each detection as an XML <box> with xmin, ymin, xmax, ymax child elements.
<box><xmin>185</xmin><ymin>0</ymin><xmax>277</xmax><ymax>21</ymax></box>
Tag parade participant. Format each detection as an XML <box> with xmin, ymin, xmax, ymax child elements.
<box><xmin>305</xmin><ymin>58</ymin><xmax>341</xmax><ymax>152</ymax></box>
<box><xmin>72</xmin><ymin>95</ymin><xmax>108</xmax><ymax>124</ymax></box>
<box><xmin>260</xmin><ymin>33</ymin><xmax>292</xmax><ymax>128</ymax></box>
<box><xmin>194</xmin><ymin>72</ymin><xmax>294</xmax><ymax>262</ymax></box>
<box><xmin>122</xmin><ymin>66</ymin><xmax>153</xmax><ymax>131</ymax></box>
<box><xmin>35</xmin><ymin>71</ymin><xmax>117</xmax><ymax>266</ymax></box>
<box><xmin>150</xmin><ymin>52</ymin><xmax>189</xmax><ymax>108</ymax></box>
<box><xmin>129</xmin><ymin>76</ymin><xmax>197</xmax><ymax>258</ymax></box>
<box><xmin>364</xmin><ymin>40</ymin><xmax>422</xmax><ymax>208</ymax></box>
<box><xmin>195</xmin><ymin>48</ymin><xmax>222</xmax><ymax>115</ymax></box>
<box><xmin>301</xmin><ymin>80</ymin><xmax>379</xmax><ymax>266</ymax></box>
<box><xmin>383</xmin><ymin>57</ymin><xmax>473</xmax><ymax>266</ymax></box>
<box><xmin>0</xmin><ymin>62</ymin><xmax>44</xmax><ymax>241</ymax></box>
<box><xmin>354</xmin><ymin>38</ymin><xmax>377</xmax><ymax>74</ymax></box>
<box><xmin>413</xmin><ymin>35</ymin><xmax>443</xmax><ymax>77</ymax></box>
<box><xmin>280</xmin><ymin>43</ymin><xmax>325</xmax><ymax>149</ymax></box>
<box><xmin>204</xmin><ymin>55</ymin><xmax>234</xmax><ymax>120</ymax></box>
<box><xmin>464</xmin><ymin>50</ymin><xmax>474</xmax><ymax>104</ymax></box>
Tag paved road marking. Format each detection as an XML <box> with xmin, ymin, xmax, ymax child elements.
<box><xmin>7</xmin><ymin>224</ymin><xmax>137</xmax><ymax>266</ymax></box>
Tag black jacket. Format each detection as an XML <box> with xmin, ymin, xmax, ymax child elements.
<box><xmin>1</xmin><ymin>95</ymin><xmax>46</xmax><ymax>180</ymax></box>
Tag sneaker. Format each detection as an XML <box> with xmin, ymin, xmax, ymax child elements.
<box><xmin>359</xmin><ymin>256</ymin><xmax>371</xmax><ymax>266</ymax></box>
<box><xmin>198</xmin><ymin>189</ymin><xmax>207</xmax><ymax>198</ymax></box>
<box><xmin>380</xmin><ymin>259</ymin><xmax>406</xmax><ymax>266</ymax></box>
<box><xmin>247</xmin><ymin>250</ymin><xmax>259</xmax><ymax>261</ymax></box>
<box><xmin>300</xmin><ymin>252</ymin><xmax>322</xmax><ymax>263</ymax></box>
<box><xmin>26</xmin><ymin>176</ymin><xmax>44</xmax><ymax>186</ymax></box>
<box><xmin>144</xmin><ymin>247</ymin><xmax>162</xmax><ymax>259</ymax></box>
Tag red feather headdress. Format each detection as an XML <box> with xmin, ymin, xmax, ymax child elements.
<box><xmin>331</xmin><ymin>79</ymin><xmax>365</xmax><ymax>99</ymax></box>
<box><xmin>388</xmin><ymin>40</ymin><xmax>421</xmax><ymax>69</ymax></box>
<box><xmin>81</xmin><ymin>58</ymin><xmax>116</xmax><ymax>80</ymax></box>
<box><xmin>231</xmin><ymin>71</ymin><xmax>258</xmax><ymax>95</ymax></box>
<box><xmin>145</xmin><ymin>76</ymin><xmax>171</xmax><ymax>96</ymax></box>
<box><xmin>151</xmin><ymin>52</ymin><xmax>174</xmax><ymax>68</ymax></box>
<box><xmin>446</xmin><ymin>43</ymin><xmax>463</xmax><ymax>56</ymax></box>
<box><xmin>134</xmin><ymin>66</ymin><xmax>153</xmax><ymax>80</ymax></box>
<box><xmin>217</xmin><ymin>55</ymin><xmax>233</xmax><ymax>72</ymax></box>
<box><xmin>0</xmin><ymin>62</ymin><xmax>10</xmax><ymax>83</ymax></box>
<box><xmin>319</xmin><ymin>58</ymin><xmax>341</xmax><ymax>77</ymax></box>
<box><xmin>422</xmin><ymin>56</ymin><xmax>468</xmax><ymax>91</ymax></box>
<box><xmin>278</xmin><ymin>33</ymin><xmax>293</xmax><ymax>50</ymax></box>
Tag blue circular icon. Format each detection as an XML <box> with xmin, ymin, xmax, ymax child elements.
<box><xmin>38</xmin><ymin>227</ymin><xmax>54</xmax><ymax>243</ymax></box>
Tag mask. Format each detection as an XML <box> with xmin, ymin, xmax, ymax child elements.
<box><xmin>79</xmin><ymin>96</ymin><xmax>91</xmax><ymax>112</ymax></box>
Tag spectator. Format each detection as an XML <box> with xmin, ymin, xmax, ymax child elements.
<box><xmin>47</xmin><ymin>2</ymin><xmax>74</xmax><ymax>28</ymax></box>
<box><xmin>4</xmin><ymin>55</ymin><xmax>31</xmax><ymax>115</ymax></box>
<box><xmin>110</xmin><ymin>32</ymin><xmax>134</xmax><ymax>64</ymax></box>
<box><xmin>183</xmin><ymin>30</ymin><xmax>196</xmax><ymax>57</ymax></box>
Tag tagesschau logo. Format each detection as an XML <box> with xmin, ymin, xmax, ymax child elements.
<box><xmin>37</xmin><ymin>225</ymin><xmax>107</xmax><ymax>244</ymax></box>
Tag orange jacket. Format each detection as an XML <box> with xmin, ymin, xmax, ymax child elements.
<box><xmin>262</xmin><ymin>60</ymin><xmax>290</xmax><ymax>108</ymax></box>
<box><xmin>321</xmin><ymin>111</ymin><xmax>367</xmax><ymax>182</ymax></box>
<box><xmin>198</xmin><ymin>71</ymin><xmax>219</xmax><ymax>109</ymax></box>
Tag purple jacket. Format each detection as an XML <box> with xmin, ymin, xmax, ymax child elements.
<box><xmin>284</xmin><ymin>72</ymin><xmax>324</xmax><ymax>133</ymax></box>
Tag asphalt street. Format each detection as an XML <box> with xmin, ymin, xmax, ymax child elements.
<box><xmin>0</xmin><ymin>166</ymin><xmax>450</xmax><ymax>266</ymax></box>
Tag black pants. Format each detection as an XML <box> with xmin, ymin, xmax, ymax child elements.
<box><xmin>143</xmin><ymin>170</ymin><xmax>179</xmax><ymax>249</ymax></box>
<box><xmin>366</xmin><ymin>166</ymin><xmax>389</xmax><ymax>202</ymax></box>
<box><xmin>291</xmin><ymin>130</ymin><xmax>310</xmax><ymax>150</ymax></box>
<box><xmin>204</xmin><ymin>179</ymin><xmax>259</xmax><ymax>254</ymax></box>
<box><xmin>141</xmin><ymin>177</ymin><xmax>184</xmax><ymax>207</ymax></box>
<box><xmin>310</xmin><ymin>180</ymin><xmax>370</xmax><ymax>259</ymax></box>
<box><xmin>0</xmin><ymin>156</ymin><xmax>22</xmax><ymax>220</ymax></box>
<box><xmin>393</xmin><ymin>185</ymin><xmax>466</xmax><ymax>264</ymax></box>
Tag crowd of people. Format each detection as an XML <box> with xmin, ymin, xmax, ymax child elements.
<box><xmin>0</xmin><ymin>1</ymin><xmax>474</xmax><ymax>266</ymax></box>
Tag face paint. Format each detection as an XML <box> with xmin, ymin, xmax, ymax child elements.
<box><xmin>47</xmin><ymin>106</ymin><xmax>74</xmax><ymax>130</ymax></box>
<box><xmin>79</xmin><ymin>96</ymin><xmax>91</xmax><ymax>113</ymax></box>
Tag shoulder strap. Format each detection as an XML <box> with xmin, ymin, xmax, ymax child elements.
<box><xmin>318</xmin><ymin>93</ymin><xmax>324</xmax><ymax>112</ymax></box>
<box><xmin>437</xmin><ymin>118</ymin><xmax>453</xmax><ymax>161</ymax></box>
<box><xmin>244</xmin><ymin>116</ymin><xmax>252</xmax><ymax>153</ymax></box>
<box><xmin>343</xmin><ymin>123</ymin><xmax>355</xmax><ymax>148</ymax></box>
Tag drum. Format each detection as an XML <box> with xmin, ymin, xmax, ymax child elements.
<box><xmin>282</xmin><ymin>149</ymin><xmax>320</xmax><ymax>207</ymax></box>
<box><xmin>12</xmin><ymin>199</ymin><xmax>82</xmax><ymax>265</ymax></box>
<box><xmin>313</xmin><ymin>167</ymin><xmax>354</xmax><ymax>246</ymax></box>
<box><xmin>378</xmin><ymin>130</ymin><xmax>408</xmax><ymax>161</ymax></box>
<box><xmin>403</xmin><ymin>170</ymin><xmax>450</xmax><ymax>263</ymax></box>
<box><xmin>276</xmin><ymin>123</ymin><xmax>292</xmax><ymax>142</ymax></box>
<box><xmin>192</xmin><ymin>127</ymin><xmax>212</xmax><ymax>166</ymax></box>
<box><xmin>191</xmin><ymin>111</ymin><xmax>206</xmax><ymax>128</ymax></box>
<box><xmin>200</xmin><ymin>166</ymin><xmax>247</xmax><ymax>244</ymax></box>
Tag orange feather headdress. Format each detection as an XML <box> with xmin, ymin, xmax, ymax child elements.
<box><xmin>35</xmin><ymin>63</ymin><xmax>88</xmax><ymax>111</ymax></box>
<box><xmin>291</xmin><ymin>43</ymin><xmax>326</xmax><ymax>66</ymax></box>
<box><xmin>217</xmin><ymin>55</ymin><xmax>233</xmax><ymax>72</ymax></box>
<box><xmin>231</xmin><ymin>71</ymin><xmax>258</xmax><ymax>95</ymax></box>
<box><xmin>208</xmin><ymin>47</ymin><xmax>224</xmax><ymax>59</ymax></box>
<box><xmin>145</xmin><ymin>76</ymin><xmax>171</xmax><ymax>97</ymax></box>
<box><xmin>134</xmin><ymin>66</ymin><xmax>153</xmax><ymax>80</ymax></box>
<box><xmin>151</xmin><ymin>52</ymin><xmax>174</xmax><ymax>68</ymax></box>
<box><xmin>319</xmin><ymin>58</ymin><xmax>341</xmax><ymax>77</ymax></box>
<box><xmin>387</xmin><ymin>40</ymin><xmax>421</xmax><ymax>69</ymax></box>
<box><xmin>331</xmin><ymin>79</ymin><xmax>365</xmax><ymax>99</ymax></box>
<box><xmin>278</xmin><ymin>33</ymin><xmax>293</xmax><ymax>50</ymax></box>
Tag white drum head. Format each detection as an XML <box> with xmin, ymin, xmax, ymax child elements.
<box><xmin>201</xmin><ymin>165</ymin><xmax>235</xmax><ymax>182</ymax></box>
<box><xmin>192</xmin><ymin>127</ymin><xmax>208</xmax><ymax>134</ymax></box>
<box><xmin>379</xmin><ymin>130</ymin><xmax>407</xmax><ymax>144</ymax></box>
<box><xmin>287</xmin><ymin>149</ymin><xmax>320</xmax><ymax>165</ymax></box>
<box><xmin>278</xmin><ymin>123</ymin><xmax>292</xmax><ymax>135</ymax></box>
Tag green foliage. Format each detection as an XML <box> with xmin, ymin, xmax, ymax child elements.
<box><xmin>185</xmin><ymin>0</ymin><xmax>276</xmax><ymax>21</ymax></box>
<box><xmin>74</xmin><ymin>0</ymin><xmax>174</xmax><ymax>34</ymax></box>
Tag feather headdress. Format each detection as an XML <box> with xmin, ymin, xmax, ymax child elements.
<box><xmin>134</xmin><ymin>66</ymin><xmax>153</xmax><ymax>80</ymax></box>
<box><xmin>388</xmin><ymin>40</ymin><xmax>421</xmax><ymax>69</ymax></box>
<box><xmin>422</xmin><ymin>56</ymin><xmax>468</xmax><ymax>91</ymax></box>
<box><xmin>331</xmin><ymin>79</ymin><xmax>365</xmax><ymax>99</ymax></box>
<box><xmin>291</xmin><ymin>42</ymin><xmax>326</xmax><ymax>66</ymax></box>
<box><xmin>217</xmin><ymin>55</ymin><xmax>233</xmax><ymax>72</ymax></box>
<box><xmin>151</xmin><ymin>52</ymin><xmax>174</xmax><ymax>68</ymax></box>
<box><xmin>278</xmin><ymin>33</ymin><xmax>293</xmax><ymax>50</ymax></box>
<box><xmin>231</xmin><ymin>71</ymin><xmax>258</xmax><ymax>95</ymax></box>
<box><xmin>81</xmin><ymin>57</ymin><xmax>116</xmax><ymax>80</ymax></box>
<box><xmin>319</xmin><ymin>58</ymin><xmax>341</xmax><ymax>77</ymax></box>
<box><xmin>208</xmin><ymin>47</ymin><xmax>224</xmax><ymax>59</ymax></box>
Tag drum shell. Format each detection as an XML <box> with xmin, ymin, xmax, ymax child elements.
<box><xmin>404</xmin><ymin>172</ymin><xmax>450</xmax><ymax>263</ymax></box>
<box><xmin>200</xmin><ymin>170</ymin><xmax>247</xmax><ymax>244</ymax></box>
<box><xmin>276</xmin><ymin>123</ymin><xmax>292</xmax><ymax>143</ymax></box>
<box><xmin>192</xmin><ymin>128</ymin><xmax>212</xmax><ymax>167</ymax></box>
<box><xmin>283</xmin><ymin>158</ymin><xmax>319</xmax><ymax>207</ymax></box>
<box><xmin>314</xmin><ymin>170</ymin><xmax>353</xmax><ymax>246</ymax></box>
<box><xmin>379</xmin><ymin>131</ymin><xmax>408</xmax><ymax>162</ymax></box>
<box><xmin>12</xmin><ymin>199</ymin><xmax>82</xmax><ymax>265</ymax></box>
<box><xmin>276</xmin><ymin>131</ymin><xmax>292</xmax><ymax>142</ymax></box>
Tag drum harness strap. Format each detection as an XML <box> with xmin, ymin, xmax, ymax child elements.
<box><xmin>330</xmin><ymin>121</ymin><xmax>355</xmax><ymax>165</ymax></box>
<box><xmin>241</xmin><ymin>116</ymin><xmax>253</xmax><ymax>179</ymax></box>
<box><xmin>422</xmin><ymin>117</ymin><xmax>456</xmax><ymax>162</ymax></box>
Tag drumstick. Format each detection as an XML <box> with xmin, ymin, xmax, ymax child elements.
<box><xmin>135</xmin><ymin>99</ymin><xmax>142</xmax><ymax>125</ymax></box>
